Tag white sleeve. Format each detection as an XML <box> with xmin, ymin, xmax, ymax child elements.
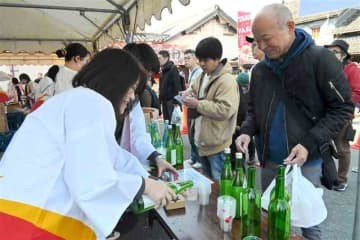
<box><xmin>63</xmin><ymin>97</ymin><xmax>143</xmax><ymax>237</ymax></box>
<box><xmin>115</xmin><ymin>148</ymin><xmax>149</xmax><ymax>177</ymax></box>
<box><xmin>128</xmin><ymin>103</ymin><xmax>156</xmax><ymax>163</ymax></box>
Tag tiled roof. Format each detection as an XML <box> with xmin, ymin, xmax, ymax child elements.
<box><xmin>295</xmin><ymin>9</ymin><xmax>343</xmax><ymax>24</ymax></box>
<box><xmin>334</xmin><ymin>16</ymin><xmax>360</xmax><ymax>34</ymax></box>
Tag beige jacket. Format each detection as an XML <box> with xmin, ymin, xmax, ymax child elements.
<box><xmin>191</xmin><ymin>59</ymin><xmax>239</xmax><ymax>156</ymax></box>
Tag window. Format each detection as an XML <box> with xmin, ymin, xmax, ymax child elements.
<box><xmin>311</xmin><ymin>27</ymin><xmax>320</xmax><ymax>40</ymax></box>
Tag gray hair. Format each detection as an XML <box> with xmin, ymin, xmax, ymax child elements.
<box><xmin>258</xmin><ymin>3</ymin><xmax>293</xmax><ymax>30</ymax></box>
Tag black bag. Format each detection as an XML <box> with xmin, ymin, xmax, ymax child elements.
<box><xmin>344</xmin><ymin>121</ymin><xmax>356</xmax><ymax>141</ymax></box>
<box><xmin>270</xmin><ymin>78</ymin><xmax>338</xmax><ymax>190</ymax></box>
<box><xmin>319</xmin><ymin>143</ymin><xmax>339</xmax><ymax>190</ymax></box>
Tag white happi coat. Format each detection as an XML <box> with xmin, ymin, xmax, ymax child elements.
<box><xmin>0</xmin><ymin>87</ymin><xmax>148</xmax><ymax>239</ymax></box>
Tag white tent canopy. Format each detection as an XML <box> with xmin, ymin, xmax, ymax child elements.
<box><xmin>0</xmin><ymin>0</ymin><xmax>190</xmax><ymax>53</ymax></box>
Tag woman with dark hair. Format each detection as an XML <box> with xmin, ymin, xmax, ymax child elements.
<box><xmin>35</xmin><ymin>65</ymin><xmax>59</xmax><ymax>100</ymax></box>
<box><xmin>54</xmin><ymin>42</ymin><xmax>90</xmax><ymax>94</ymax></box>
<box><xmin>0</xmin><ymin>49</ymin><xmax>176</xmax><ymax>240</ymax></box>
<box><xmin>19</xmin><ymin>73</ymin><xmax>35</xmax><ymax>109</ymax></box>
<box><xmin>120</xmin><ymin>43</ymin><xmax>177</xmax><ymax>178</ymax></box>
<box><xmin>7</xmin><ymin>77</ymin><xmax>24</xmax><ymax>105</ymax></box>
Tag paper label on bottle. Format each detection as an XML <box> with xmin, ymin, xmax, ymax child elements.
<box><xmin>171</xmin><ymin>149</ymin><xmax>176</xmax><ymax>166</ymax></box>
<box><xmin>142</xmin><ymin>195</ymin><xmax>155</xmax><ymax>208</ymax></box>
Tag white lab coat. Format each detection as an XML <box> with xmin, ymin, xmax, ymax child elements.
<box><xmin>0</xmin><ymin>87</ymin><xmax>148</xmax><ymax>239</ymax></box>
<box><xmin>54</xmin><ymin>66</ymin><xmax>77</xmax><ymax>94</ymax></box>
<box><xmin>120</xmin><ymin>102</ymin><xmax>156</xmax><ymax>166</ymax></box>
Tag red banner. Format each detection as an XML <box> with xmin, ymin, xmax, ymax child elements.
<box><xmin>237</xmin><ymin>11</ymin><xmax>251</xmax><ymax>49</ymax></box>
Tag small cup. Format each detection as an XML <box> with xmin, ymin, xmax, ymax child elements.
<box><xmin>198</xmin><ymin>182</ymin><xmax>211</xmax><ymax>205</ymax></box>
<box><xmin>217</xmin><ymin>196</ymin><xmax>236</xmax><ymax>232</ymax></box>
<box><xmin>185</xmin><ymin>186</ymin><xmax>198</xmax><ymax>201</ymax></box>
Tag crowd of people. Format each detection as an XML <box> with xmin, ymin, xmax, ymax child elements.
<box><xmin>0</xmin><ymin>3</ymin><xmax>359</xmax><ymax>240</ymax></box>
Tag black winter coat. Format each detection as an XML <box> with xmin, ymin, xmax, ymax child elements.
<box><xmin>240</xmin><ymin>44</ymin><xmax>354</xmax><ymax>164</ymax></box>
<box><xmin>159</xmin><ymin>61</ymin><xmax>182</xmax><ymax>102</ymax></box>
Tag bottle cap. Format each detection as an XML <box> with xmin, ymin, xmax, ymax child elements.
<box><xmin>235</xmin><ymin>152</ymin><xmax>243</xmax><ymax>158</ymax></box>
<box><xmin>224</xmin><ymin>148</ymin><xmax>230</xmax><ymax>154</ymax></box>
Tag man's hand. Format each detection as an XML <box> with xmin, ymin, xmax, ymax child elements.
<box><xmin>183</xmin><ymin>96</ymin><xmax>199</xmax><ymax>109</ymax></box>
<box><xmin>179</xmin><ymin>90</ymin><xmax>194</xmax><ymax>97</ymax></box>
<box><xmin>235</xmin><ymin>134</ymin><xmax>251</xmax><ymax>153</ymax></box>
<box><xmin>155</xmin><ymin>156</ymin><xmax>179</xmax><ymax>179</ymax></box>
<box><xmin>283</xmin><ymin>144</ymin><xmax>308</xmax><ymax>166</ymax></box>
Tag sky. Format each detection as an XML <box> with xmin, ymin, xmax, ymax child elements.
<box><xmin>145</xmin><ymin>0</ymin><xmax>360</xmax><ymax>32</ymax></box>
<box><xmin>300</xmin><ymin>0</ymin><xmax>360</xmax><ymax>15</ymax></box>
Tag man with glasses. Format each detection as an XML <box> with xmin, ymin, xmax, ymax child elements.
<box><xmin>325</xmin><ymin>39</ymin><xmax>360</xmax><ymax>184</ymax></box>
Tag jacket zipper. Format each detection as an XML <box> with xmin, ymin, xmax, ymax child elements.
<box><xmin>329</xmin><ymin>81</ymin><xmax>345</xmax><ymax>102</ymax></box>
<box><xmin>282</xmin><ymin>78</ymin><xmax>290</xmax><ymax>156</ymax></box>
<box><xmin>284</xmin><ymin>106</ymin><xmax>290</xmax><ymax>156</ymax></box>
<box><xmin>262</xmin><ymin>92</ymin><xmax>275</xmax><ymax>163</ymax></box>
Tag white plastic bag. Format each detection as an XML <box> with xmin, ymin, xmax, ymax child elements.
<box><xmin>171</xmin><ymin>105</ymin><xmax>182</xmax><ymax>127</ymax></box>
<box><xmin>261</xmin><ymin>165</ymin><xmax>291</xmax><ymax>211</ymax></box>
<box><xmin>290</xmin><ymin>164</ymin><xmax>327</xmax><ymax>228</ymax></box>
<box><xmin>262</xmin><ymin>164</ymin><xmax>327</xmax><ymax>228</ymax></box>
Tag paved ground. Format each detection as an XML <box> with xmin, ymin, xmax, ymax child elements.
<box><xmin>182</xmin><ymin>135</ymin><xmax>359</xmax><ymax>240</ymax></box>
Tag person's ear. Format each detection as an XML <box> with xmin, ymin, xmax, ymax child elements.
<box><xmin>287</xmin><ymin>20</ymin><xmax>295</xmax><ymax>32</ymax></box>
<box><xmin>74</xmin><ymin>56</ymin><xmax>80</xmax><ymax>63</ymax></box>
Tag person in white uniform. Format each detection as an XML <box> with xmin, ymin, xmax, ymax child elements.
<box><xmin>34</xmin><ymin>65</ymin><xmax>59</xmax><ymax>100</ymax></box>
<box><xmin>0</xmin><ymin>49</ymin><xmax>176</xmax><ymax>240</ymax></box>
<box><xmin>121</xmin><ymin>43</ymin><xmax>178</xmax><ymax>178</ymax></box>
<box><xmin>54</xmin><ymin>43</ymin><xmax>91</xmax><ymax>94</ymax></box>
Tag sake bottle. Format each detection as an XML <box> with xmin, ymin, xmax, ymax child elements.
<box><xmin>162</xmin><ymin>120</ymin><xmax>169</xmax><ymax>148</ymax></box>
<box><xmin>220</xmin><ymin>148</ymin><xmax>233</xmax><ymax>196</ymax></box>
<box><xmin>166</xmin><ymin>125</ymin><xmax>176</xmax><ymax>166</ymax></box>
<box><xmin>168</xmin><ymin>180</ymin><xmax>194</xmax><ymax>194</ymax></box>
<box><xmin>150</xmin><ymin>119</ymin><xmax>161</xmax><ymax>149</ymax></box>
<box><xmin>131</xmin><ymin>180</ymin><xmax>194</xmax><ymax>214</ymax></box>
<box><xmin>270</xmin><ymin>165</ymin><xmax>290</xmax><ymax>202</ymax></box>
<box><xmin>174</xmin><ymin>123</ymin><xmax>184</xmax><ymax>168</ymax></box>
<box><xmin>241</xmin><ymin>166</ymin><xmax>261</xmax><ymax>238</ymax></box>
<box><xmin>267</xmin><ymin>176</ymin><xmax>291</xmax><ymax>240</ymax></box>
<box><xmin>232</xmin><ymin>152</ymin><xmax>244</xmax><ymax>219</ymax></box>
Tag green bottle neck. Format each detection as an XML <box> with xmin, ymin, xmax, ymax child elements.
<box><xmin>278</xmin><ymin>165</ymin><xmax>285</xmax><ymax>178</ymax></box>
<box><xmin>167</xmin><ymin>127</ymin><xmax>173</xmax><ymax>139</ymax></box>
<box><xmin>235</xmin><ymin>156</ymin><xmax>242</xmax><ymax>169</ymax></box>
<box><xmin>247</xmin><ymin>167</ymin><xmax>256</xmax><ymax>188</ymax></box>
<box><xmin>275</xmin><ymin>176</ymin><xmax>285</xmax><ymax>199</ymax></box>
<box><xmin>225</xmin><ymin>152</ymin><xmax>231</xmax><ymax>164</ymax></box>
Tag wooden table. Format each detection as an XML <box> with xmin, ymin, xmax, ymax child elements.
<box><xmin>155</xmin><ymin>182</ymin><xmax>304</xmax><ymax>240</ymax></box>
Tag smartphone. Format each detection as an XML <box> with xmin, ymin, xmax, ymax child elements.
<box><xmin>173</xmin><ymin>95</ymin><xmax>184</xmax><ymax>105</ymax></box>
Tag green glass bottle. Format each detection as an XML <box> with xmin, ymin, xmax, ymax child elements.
<box><xmin>168</xmin><ymin>180</ymin><xmax>194</xmax><ymax>194</ymax></box>
<box><xmin>131</xmin><ymin>180</ymin><xmax>194</xmax><ymax>214</ymax></box>
<box><xmin>166</xmin><ymin>125</ymin><xmax>176</xmax><ymax>166</ymax></box>
<box><xmin>174</xmin><ymin>124</ymin><xmax>184</xmax><ymax>168</ymax></box>
<box><xmin>232</xmin><ymin>152</ymin><xmax>244</xmax><ymax>219</ymax></box>
<box><xmin>267</xmin><ymin>176</ymin><xmax>291</xmax><ymax>240</ymax></box>
<box><xmin>270</xmin><ymin>165</ymin><xmax>290</xmax><ymax>202</ymax></box>
<box><xmin>162</xmin><ymin>120</ymin><xmax>169</xmax><ymax>148</ymax></box>
<box><xmin>150</xmin><ymin>119</ymin><xmax>161</xmax><ymax>149</ymax></box>
<box><xmin>220</xmin><ymin>148</ymin><xmax>233</xmax><ymax>196</ymax></box>
<box><xmin>241</xmin><ymin>166</ymin><xmax>261</xmax><ymax>238</ymax></box>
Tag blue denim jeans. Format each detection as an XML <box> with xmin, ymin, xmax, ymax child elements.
<box><xmin>189</xmin><ymin>135</ymin><xmax>199</xmax><ymax>163</ymax></box>
<box><xmin>199</xmin><ymin>151</ymin><xmax>225</xmax><ymax>181</ymax></box>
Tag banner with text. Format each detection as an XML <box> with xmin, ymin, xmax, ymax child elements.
<box><xmin>237</xmin><ymin>11</ymin><xmax>251</xmax><ymax>49</ymax></box>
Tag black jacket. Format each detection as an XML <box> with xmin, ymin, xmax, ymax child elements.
<box><xmin>159</xmin><ymin>61</ymin><xmax>182</xmax><ymax>102</ymax></box>
<box><xmin>240</xmin><ymin>44</ymin><xmax>354</xmax><ymax>164</ymax></box>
